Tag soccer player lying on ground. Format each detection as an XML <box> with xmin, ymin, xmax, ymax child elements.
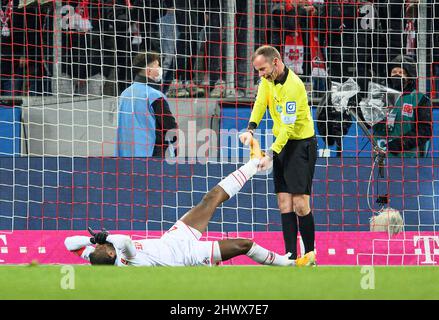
<box><xmin>65</xmin><ymin>138</ymin><xmax>316</xmax><ymax>267</ymax></box>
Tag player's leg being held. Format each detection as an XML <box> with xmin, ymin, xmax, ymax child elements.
<box><xmin>217</xmin><ymin>138</ymin><xmax>263</xmax><ymax>199</ymax></box>
<box><xmin>180</xmin><ymin>138</ymin><xmax>263</xmax><ymax>234</ymax></box>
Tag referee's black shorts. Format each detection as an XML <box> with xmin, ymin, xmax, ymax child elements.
<box><xmin>273</xmin><ymin>136</ymin><xmax>318</xmax><ymax>195</ymax></box>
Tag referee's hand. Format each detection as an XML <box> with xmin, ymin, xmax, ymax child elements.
<box><xmin>257</xmin><ymin>155</ymin><xmax>273</xmax><ymax>171</ymax></box>
<box><xmin>239</xmin><ymin>131</ymin><xmax>253</xmax><ymax>146</ymax></box>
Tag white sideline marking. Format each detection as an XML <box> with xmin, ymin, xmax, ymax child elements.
<box><xmin>38</xmin><ymin>247</ymin><xmax>46</xmax><ymax>254</ymax></box>
<box><xmin>347</xmin><ymin>249</ymin><xmax>355</xmax><ymax>255</ymax></box>
<box><xmin>328</xmin><ymin>248</ymin><xmax>336</xmax><ymax>255</ymax></box>
<box><xmin>0</xmin><ymin>247</ymin><xmax>8</xmax><ymax>254</ymax></box>
<box><xmin>19</xmin><ymin>247</ymin><xmax>27</xmax><ymax>254</ymax></box>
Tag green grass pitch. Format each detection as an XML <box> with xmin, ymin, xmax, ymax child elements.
<box><xmin>0</xmin><ymin>265</ymin><xmax>438</xmax><ymax>300</ymax></box>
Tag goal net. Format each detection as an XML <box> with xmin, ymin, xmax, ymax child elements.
<box><xmin>0</xmin><ymin>0</ymin><xmax>438</xmax><ymax>265</ymax></box>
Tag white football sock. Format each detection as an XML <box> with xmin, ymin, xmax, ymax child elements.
<box><xmin>218</xmin><ymin>159</ymin><xmax>259</xmax><ymax>198</ymax></box>
<box><xmin>246</xmin><ymin>242</ymin><xmax>295</xmax><ymax>266</ymax></box>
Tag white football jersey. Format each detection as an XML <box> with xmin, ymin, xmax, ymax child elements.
<box><xmin>113</xmin><ymin>238</ymin><xmax>185</xmax><ymax>267</ymax></box>
<box><xmin>65</xmin><ymin>221</ymin><xmax>215</xmax><ymax>267</ymax></box>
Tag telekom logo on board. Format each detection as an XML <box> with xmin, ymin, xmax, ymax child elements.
<box><xmin>413</xmin><ymin>236</ymin><xmax>439</xmax><ymax>265</ymax></box>
<box><xmin>0</xmin><ymin>232</ymin><xmax>438</xmax><ymax>265</ymax></box>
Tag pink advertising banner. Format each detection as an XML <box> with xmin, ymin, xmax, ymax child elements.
<box><xmin>0</xmin><ymin>231</ymin><xmax>438</xmax><ymax>265</ymax></box>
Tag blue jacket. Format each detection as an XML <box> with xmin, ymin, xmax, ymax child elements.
<box><xmin>116</xmin><ymin>81</ymin><xmax>167</xmax><ymax>157</ymax></box>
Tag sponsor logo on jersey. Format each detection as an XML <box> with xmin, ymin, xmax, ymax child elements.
<box><xmin>134</xmin><ymin>242</ymin><xmax>143</xmax><ymax>250</ymax></box>
<box><xmin>286</xmin><ymin>102</ymin><xmax>296</xmax><ymax>114</ymax></box>
<box><xmin>276</xmin><ymin>105</ymin><xmax>282</xmax><ymax>113</ymax></box>
<box><xmin>402</xmin><ymin>103</ymin><xmax>414</xmax><ymax>117</ymax></box>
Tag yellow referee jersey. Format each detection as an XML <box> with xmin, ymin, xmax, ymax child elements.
<box><xmin>249</xmin><ymin>68</ymin><xmax>315</xmax><ymax>154</ymax></box>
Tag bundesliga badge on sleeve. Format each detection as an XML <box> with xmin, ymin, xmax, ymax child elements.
<box><xmin>276</xmin><ymin>105</ymin><xmax>282</xmax><ymax>113</ymax></box>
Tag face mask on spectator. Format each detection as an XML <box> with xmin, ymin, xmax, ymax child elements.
<box><xmin>149</xmin><ymin>67</ymin><xmax>162</xmax><ymax>83</ymax></box>
<box><xmin>155</xmin><ymin>67</ymin><xmax>163</xmax><ymax>82</ymax></box>
<box><xmin>389</xmin><ymin>76</ymin><xmax>404</xmax><ymax>92</ymax></box>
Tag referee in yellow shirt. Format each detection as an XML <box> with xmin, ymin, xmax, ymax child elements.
<box><xmin>240</xmin><ymin>45</ymin><xmax>317</xmax><ymax>261</ymax></box>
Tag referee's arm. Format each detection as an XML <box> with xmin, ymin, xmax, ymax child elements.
<box><xmin>248</xmin><ymin>81</ymin><xmax>268</xmax><ymax>132</ymax></box>
<box><xmin>270</xmin><ymin>122</ymin><xmax>295</xmax><ymax>154</ymax></box>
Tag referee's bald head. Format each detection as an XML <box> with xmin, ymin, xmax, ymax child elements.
<box><xmin>252</xmin><ymin>45</ymin><xmax>281</xmax><ymax>63</ymax></box>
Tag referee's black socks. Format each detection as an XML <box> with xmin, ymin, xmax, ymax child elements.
<box><xmin>281</xmin><ymin>212</ymin><xmax>298</xmax><ymax>259</ymax></box>
<box><xmin>298</xmin><ymin>212</ymin><xmax>315</xmax><ymax>254</ymax></box>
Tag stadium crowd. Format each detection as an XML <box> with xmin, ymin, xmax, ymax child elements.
<box><xmin>0</xmin><ymin>0</ymin><xmax>437</xmax><ymax>98</ymax></box>
<box><xmin>0</xmin><ymin>0</ymin><xmax>436</xmax><ymax>157</ymax></box>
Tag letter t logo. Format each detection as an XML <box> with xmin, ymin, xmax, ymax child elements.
<box><xmin>414</xmin><ymin>236</ymin><xmax>439</xmax><ymax>264</ymax></box>
<box><xmin>0</xmin><ymin>235</ymin><xmax>7</xmax><ymax>263</ymax></box>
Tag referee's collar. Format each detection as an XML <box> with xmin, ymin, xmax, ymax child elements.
<box><xmin>274</xmin><ymin>66</ymin><xmax>289</xmax><ymax>85</ymax></box>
